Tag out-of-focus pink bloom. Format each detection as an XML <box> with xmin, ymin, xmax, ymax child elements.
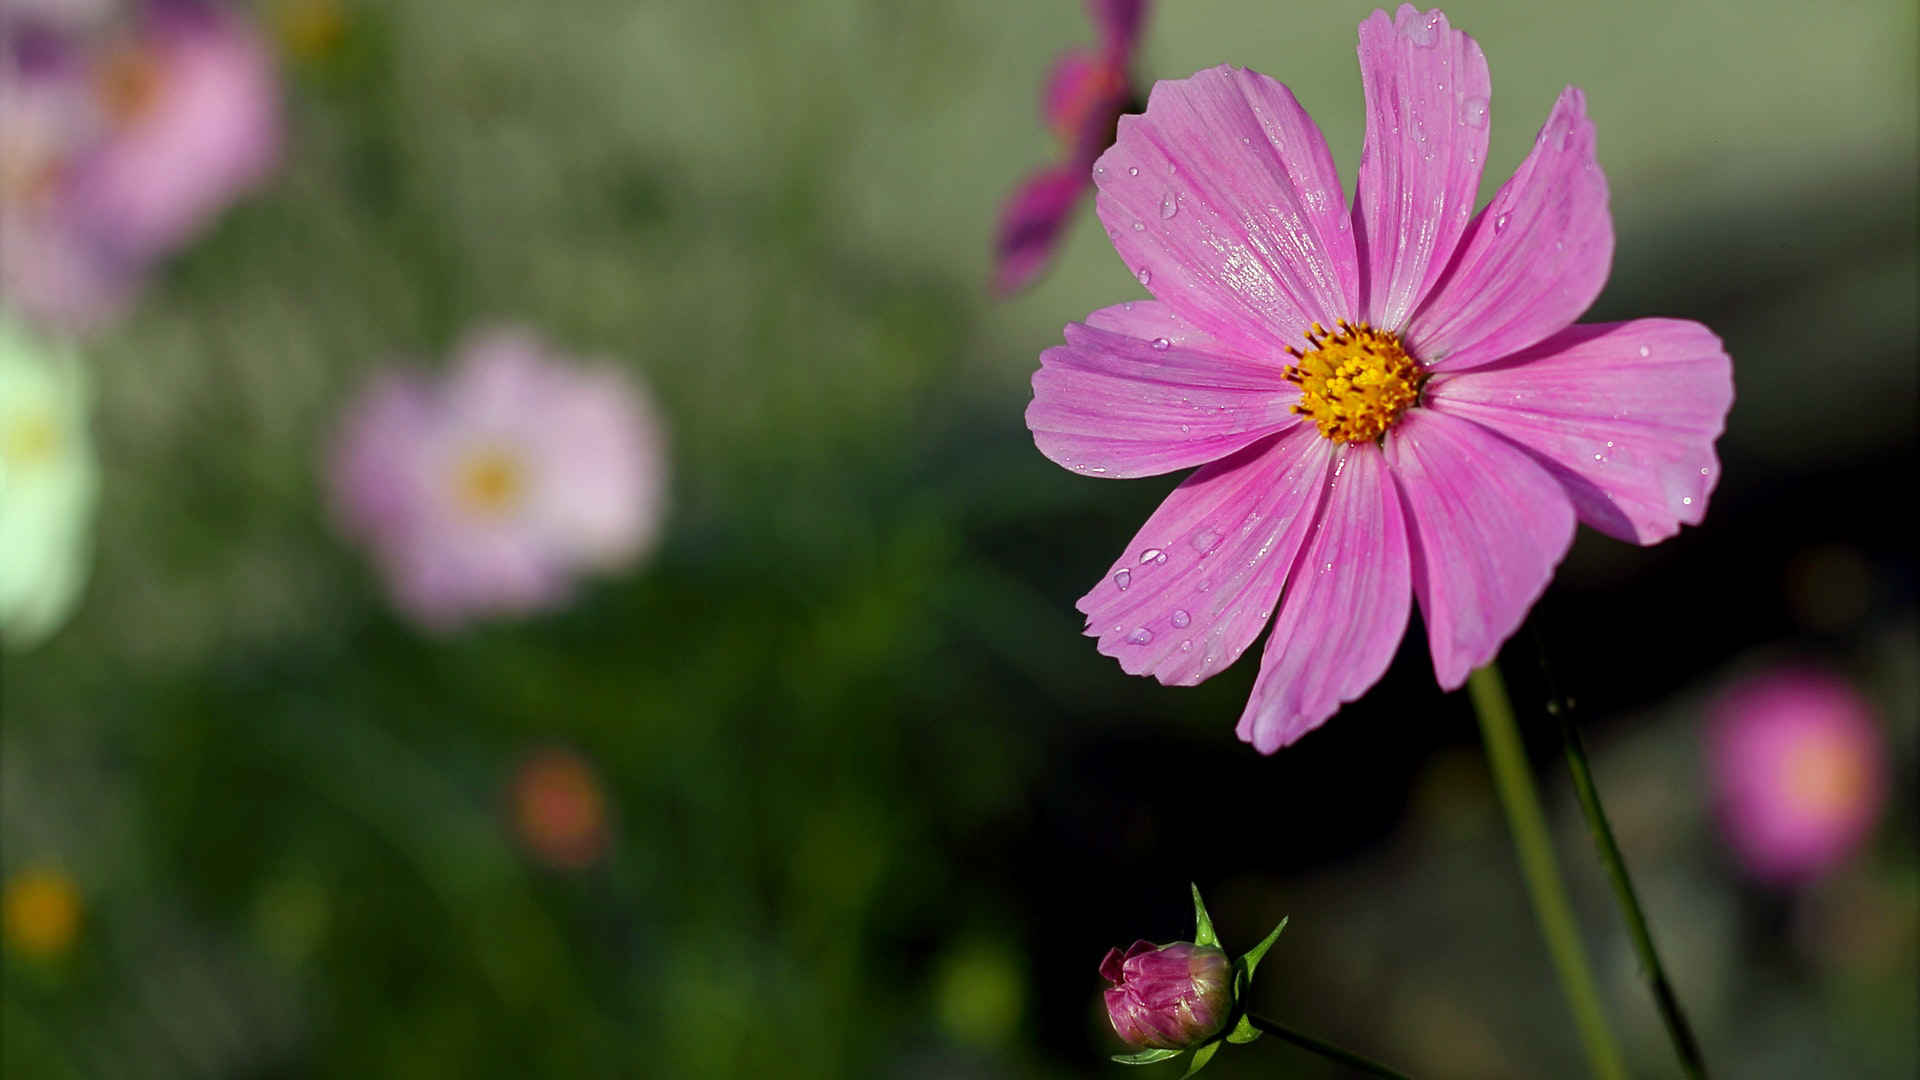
<box><xmin>992</xmin><ymin>0</ymin><xmax>1146</xmax><ymax>295</ymax></box>
<box><xmin>1100</xmin><ymin>939</ymin><xmax>1233</xmax><ymax>1050</ymax></box>
<box><xmin>1026</xmin><ymin>7</ymin><xmax>1734</xmax><ymax>751</ymax></box>
<box><xmin>329</xmin><ymin>326</ymin><xmax>668</xmax><ymax>631</ymax></box>
<box><xmin>509</xmin><ymin>746</ymin><xmax>611</xmax><ymax>870</ymax></box>
<box><xmin>0</xmin><ymin>0</ymin><xmax>280</xmax><ymax>331</ymax></box>
<box><xmin>1706</xmin><ymin>668</ymin><xmax>1886</xmax><ymax>885</ymax></box>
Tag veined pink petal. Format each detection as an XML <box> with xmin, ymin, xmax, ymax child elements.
<box><xmin>1088</xmin><ymin>0</ymin><xmax>1146</xmax><ymax>57</ymax></box>
<box><xmin>1078</xmin><ymin>426</ymin><xmax>1332</xmax><ymax>685</ymax></box>
<box><xmin>1237</xmin><ymin>443</ymin><xmax>1411</xmax><ymax>751</ymax></box>
<box><xmin>993</xmin><ymin>164</ymin><xmax>1087</xmax><ymax>296</ymax></box>
<box><xmin>1426</xmin><ymin>318</ymin><xmax>1732</xmax><ymax>543</ymax></box>
<box><xmin>1384</xmin><ymin>409</ymin><xmax>1575</xmax><ymax>690</ymax></box>
<box><xmin>1027</xmin><ymin>312</ymin><xmax>1302</xmax><ymax>478</ymax></box>
<box><xmin>1092</xmin><ymin>66</ymin><xmax>1359</xmax><ymax>356</ymax></box>
<box><xmin>1407</xmin><ymin>87</ymin><xmax>1611</xmax><ymax>372</ymax></box>
<box><xmin>1081</xmin><ymin>298</ymin><xmax>1218</xmax><ymax>348</ymax></box>
<box><xmin>1351</xmin><ymin>5</ymin><xmax>1490</xmax><ymax>330</ymax></box>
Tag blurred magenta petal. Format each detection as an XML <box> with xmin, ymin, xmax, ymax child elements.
<box><xmin>1385</xmin><ymin>409</ymin><xmax>1575</xmax><ymax>690</ymax></box>
<box><xmin>1237</xmin><ymin>443</ymin><xmax>1410</xmax><ymax>751</ymax></box>
<box><xmin>328</xmin><ymin>326</ymin><xmax>669</xmax><ymax>631</ymax></box>
<box><xmin>1028</xmin><ymin>8</ymin><xmax>1733</xmax><ymax>750</ymax></box>
<box><xmin>1076</xmin><ymin>426</ymin><xmax>1329</xmax><ymax>686</ymax></box>
<box><xmin>1092</xmin><ymin>66</ymin><xmax>1359</xmax><ymax>355</ymax></box>
<box><xmin>1707</xmin><ymin>669</ymin><xmax>1886</xmax><ymax>885</ymax></box>
<box><xmin>1407</xmin><ymin>87</ymin><xmax>1612</xmax><ymax>372</ymax></box>
<box><xmin>1428</xmin><ymin>319</ymin><xmax>1732</xmax><ymax>543</ymax></box>
<box><xmin>1027</xmin><ymin>313</ymin><xmax>1301</xmax><ymax>478</ymax></box>
<box><xmin>1351</xmin><ymin>6</ymin><xmax>1490</xmax><ymax>329</ymax></box>
<box><xmin>991</xmin><ymin>2</ymin><xmax>1144</xmax><ymax>295</ymax></box>
<box><xmin>993</xmin><ymin>164</ymin><xmax>1086</xmax><ymax>296</ymax></box>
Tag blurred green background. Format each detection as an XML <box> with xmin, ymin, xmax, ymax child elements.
<box><xmin>3</xmin><ymin>0</ymin><xmax>1916</xmax><ymax>1076</ymax></box>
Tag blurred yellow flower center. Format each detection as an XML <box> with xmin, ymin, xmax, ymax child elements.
<box><xmin>97</xmin><ymin>45</ymin><xmax>165</xmax><ymax>128</ymax></box>
<box><xmin>1284</xmin><ymin>321</ymin><xmax>1426</xmax><ymax>443</ymax></box>
<box><xmin>1783</xmin><ymin>735</ymin><xmax>1866</xmax><ymax>820</ymax></box>
<box><xmin>455</xmin><ymin>450</ymin><xmax>524</xmax><ymax>517</ymax></box>
<box><xmin>278</xmin><ymin>0</ymin><xmax>348</xmax><ymax>62</ymax></box>
<box><xmin>3</xmin><ymin>868</ymin><xmax>82</xmax><ymax>959</ymax></box>
<box><xmin>3</xmin><ymin>412</ymin><xmax>59</xmax><ymax>466</ymax></box>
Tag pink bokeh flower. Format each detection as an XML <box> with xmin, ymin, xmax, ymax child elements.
<box><xmin>1026</xmin><ymin>6</ymin><xmax>1734</xmax><ymax>751</ymax></box>
<box><xmin>329</xmin><ymin>326</ymin><xmax>668</xmax><ymax>631</ymax></box>
<box><xmin>0</xmin><ymin>0</ymin><xmax>280</xmax><ymax>330</ymax></box>
<box><xmin>992</xmin><ymin>0</ymin><xmax>1145</xmax><ymax>295</ymax></box>
<box><xmin>1706</xmin><ymin>668</ymin><xmax>1886</xmax><ymax>885</ymax></box>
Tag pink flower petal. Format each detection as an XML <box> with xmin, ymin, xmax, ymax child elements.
<box><xmin>1078</xmin><ymin>426</ymin><xmax>1332</xmax><ymax>685</ymax></box>
<box><xmin>994</xmin><ymin>163</ymin><xmax>1089</xmax><ymax>296</ymax></box>
<box><xmin>1426</xmin><ymin>318</ymin><xmax>1732</xmax><ymax>543</ymax></box>
<box><xmin>1351</xmin><ymin>6</ymin><xmax>1491</xmax><ymax>330</ymax></box>
<box><xmin>1384</xmin><ymin>409</ymin><xmax>1576</xmax><ymax>690</ymax></box>
<box><xmin>1092</xmin><ymin>65</ymin><xmax>1359</xmax><ymax>357</ymax></box>
<box><xmin>1237</xmin><ymin>443</ymin><xmax>1411</xmax><ymax>751</ymax></box>
<box><xmin>1027</xmin><ymin>307</ymin><xmax>1303</xmax><ymax>478</ymax></box>
<box><xmin>1088</xmin><ymin>0</ymin><xmax>1146</xmax><ymax>56</ymax></box>
<box><xmin>1406</xmin><ymin>87</ymin><xmax>1611</xmax><ymax>372</ymax></box>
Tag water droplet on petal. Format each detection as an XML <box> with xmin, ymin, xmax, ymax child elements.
<box><xmin>1638</xmin><ymin>345</ymin><xmax>1651</xmax><ymax>358</ymax></box>
<box><xmin>1408</xmin><ymin>12</ymin><xmax>1440</xmax><ymax>45</ymax></box>
<box><xmin>1159</xmin><ymin>191</ymin><xmax>1178</xmax><ymax>219</ymax></box>
<box><xmin>1494</xmin><ymin>212</ymin><xmax>1511</xmax><ymax>234</ymax></box>
<box><xmin>1180</xmin><ymin>640</ymin><xmax>1193</xmax><ymax>652</ymax></box>
<box><xmin>1114</xmin><ymin>569</ymin><xmax>1131</xmax><ymax>591</ymax></box>
<box><xmin>1127</xmin><ymin>166</ymin><xmax>1139</xmax><ymax>176</ymax></box>
<box><xmin>1462</xmin><ymin>95</ymin><xmax>1488</xmax><ymax>127</ymax></box>
<box><xmin>1682</xmin><ymin>496</ymin><xmax>1693</xmax><ymax>506</ymax></box>
<box><xmin>1136</xmin><ymin>267</ymin><xmax>1152</xmax><ymax>285</ymax></box>
<box><xmin>1192</xmin><ymin>529</ymin><xmax>1220</xmax><ymax>553</ymax></box>
<box><xmin>1171</xmin><ymin>609</ymin><xmax>1191</xmax><ymax>628</ymax></box>
<box><xmin>1131</xmin><ymin>221</ymin><xmax>1144</xmax><ymax>231</ymax></box>
<box><xmin>1151</xmin><ymin>337</ymin><xmax>1171</xmax><ymax>350</ymax></box>
<box><xmin>1126</xmin><ymin>626</ymin><xmax>1154</xmax><ymax>645</ymax></box>
<box><xmin>1140</xmin><ymin>548</ymin><xmax>1166</xmax><ymax>565</ymax></box>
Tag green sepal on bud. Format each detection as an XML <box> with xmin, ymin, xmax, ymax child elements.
<box><xmin>1107</xmin><ymin>884</ymin><xmax>1288</xmax><ymax>1074</ymax></box>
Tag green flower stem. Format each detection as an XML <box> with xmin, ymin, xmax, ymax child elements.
<box><xmin>1555</xmin><ymin>705</ymin><xmax>1709</xmax><ymax>1078</ymax></box>
<box><xmin>1468</xmin><ymin>664</ymin><xmax>1629</xmax><ymax>1080</ymax></box>
<box><xmin>1243</xmin><ymin>1013</ymin><xmax>1415</xmax><ymax>1079</ymax></box>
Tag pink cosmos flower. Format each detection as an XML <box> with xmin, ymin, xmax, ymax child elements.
<box><xmin>329</xmin><ymin>326</ymin><xmax>668</xmax><ymax>631</ymax></box>
<box><xmin>1026</xmin><ymin>6</ymin><xmax>1734</xmax><ymax>751</ymax></box>
<box><xmin>0</xmin><ymin>0</ymin><xmax>279</xmax><ymax>330</ymax></box>
<box><xmin>992</xmin><ymin>0</ymin><xmax>1145</xmax><ymax>295</ymax></box>
<box><xmin>1706</xmin><ymin>668</ymin><xmax>1886</xmax><ymax>885</ymax></box>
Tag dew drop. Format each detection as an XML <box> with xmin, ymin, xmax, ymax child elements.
<box><xmin>1191</xmin><ymin>529</ymin><xmax>1221</xmax><ymax>553</ymax></box>
<box><xmin>1408</xmin><ymin>12</ymin><xmax>1439</xmax><ymax>46</ymax></box>
<box><xmin>1638</xmin><ymin>345</ymin><xmax>1651</xmax><ymax>358</ymax></box>
<box><xmin>1159</xmin><ymin>191</ymin><xmax>1178</xmax><ymax>219</ymax></box>
<box><xmin>1682</xmin><ymin>496</ymin><xmax>1693</xmax><ymax>506</ymax></box>
<box><xmin>1127</xmin><ymin>626</ymin><xmax>1154</xmax><ymax>645</ymax></box>
<box><xmin>1699</xmin><ymin>466</ymin><xmax>1710</xmax><ymax>476</ymax></box>
<box><xmin>1151</xmin><ymin>337</ymin><xmax>1171</xmax><ymax>350</ymax></box>
<box><xmin>1140</xmin><ymin>548</ymin><xmax>1167</xmax><ymax>565</ymax></box>
<box><xmin>1127</xmin><ymin>166</ymin><xmax>1139</xmax><ymax>176</ymax></box>
<box><xmin>1114</xmin><ymin>569</ymin><xmax>1131</xmax><ymax>591</ymax></box>
<box><xmin>1131</xmin><ymin>221</ymin><xmax>1144</xmax><ymax>232</ymax></box>
<box><xmin>1462</xmin><ymin>95</ymin><xmax>1488</xmax><ymax>127</ymax></box>
<box><xmin>1494</xmin><ymin>212</ymin><xmax>1511</xmax><ymax>234</ymax></box>
<box><xmin>1180</xmin><ymin>640</ymin><xmax>1194</xmax><ymax>652</ymax></box>
<box><xmin>1323</xmin><ymin>562</ymin><xmax>1334</xmax><ymax>573</ymax></box>
<box><xmin>1171</xmin><ymin>609</ymin><xmax>1191</xmax><ymax>628</ymax></box>
<box><xmin>1197</xmin><ymin>578</ymin><xmax>1213</xmax><ymax>592</ymax></box>
<box><xmin>1136</xmin><ymin>267</ymin><xmax>1152</xmax><ymax>285</ymax></box>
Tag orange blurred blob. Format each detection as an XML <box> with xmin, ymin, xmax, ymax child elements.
<box><xmin>3</xmin><ymin>866</ymin><xmax>83</xmax><ymax>958</ymax></box>
<box><xmin>509</xmin><ymin>747</ymin><xmax>611</xmax><ymax>869</ymax></box>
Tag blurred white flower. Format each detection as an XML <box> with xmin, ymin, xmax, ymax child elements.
<box><xmin>0</xmin><ymin>318</ymin><xmax>98</xmax><ymax>648</ymax></box>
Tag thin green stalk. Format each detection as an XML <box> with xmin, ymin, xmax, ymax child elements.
<box><xmin>1244</xmin><ymin>1013</ymin><xmax>1415</xmax><ymax>1079</ymax></box>
<box><xmin>1468</xmin><ymin>664</ymin><xmax>1628</xmax><ymax>1080</ymax></box>
<box><xmin>1555</xmin><ymin>705</ymin><xmax>1709</xmax><ymax>1077</ymax></box>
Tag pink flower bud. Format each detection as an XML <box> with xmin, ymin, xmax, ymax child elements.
<box><xmin>1099</xmin><ymin>939</ymin><xmax>1233</xmax><ymax>1050</ymax></box>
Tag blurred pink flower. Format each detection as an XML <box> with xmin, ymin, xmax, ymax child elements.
<box><xmin>1026</xmin><ymin>6</ymin><xmax>1734</xmax><ymax>751</ymax></box>
<box><xmin>1706</xmin><ymin>668</ymin><xmax>1886</xmax><ymax>885</ymax></box>
<box><xmin>329</xmin><ymin>327</ymin><xmax>668</xmax><ymax>630</ymax></box>
<box><xmin>0</xmin><ymin>0</ymin><xmax>280</xmax><ymax>331</ymax></box>
<box><xmin>992</xmin><ymin>0</ymin><xmax>1145</xmax><ymax>295</ymax></box>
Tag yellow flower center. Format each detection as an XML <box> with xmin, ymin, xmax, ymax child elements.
<box><xmin>3</xmin><ymin>868</ymin><xmax>82</xmax><ymax>959</ymax></box>
<box><xmin>96</xmin><ymin>44</ymin><xmax>166</xmax><ymax>129</ymax></box>
<box><xmin>455</xmin><ymin>450</ymin><xmax>524</xmax><ymax>517</ymax></box>
<box><xmin>1782</xmin><ymin>735</ymin><xmax>1867</xmax><ymax>821</ymax></box>
<box><xmin>2</xmin><ymin>412</ymin><xmax>60</xmax><ymax>467</ymax></box>
<box><xmin>1283</xmin><ymin>321</ymin><xmax>1426</xmax><ymax>443</ymax></box>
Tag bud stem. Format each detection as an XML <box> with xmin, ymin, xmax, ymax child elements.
<box><xmin>1242</xmin><ymin>1013</ymin><xmax>1414</xmax><ymax>1079</ymax></box>
<box><xmin>1468</xmin><ymin>663</ymin><xmax>1629</xmax><ymax>1080</ymax></box>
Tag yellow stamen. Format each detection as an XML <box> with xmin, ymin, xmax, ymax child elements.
<box><xmin>1283</xmin><ymin>320</ymin><xmax>1426</xmax><ymax>443</ymax></box>
<box><xmin>3</xmin><ymin>868</ymin><xmax>82</xmax><ymax>959</ymax></box>
<box><xmin>96</xmin><ymin>44</ymin><xmax>166</xmax><ymax>128</ymax></box>
<box><xmin>1783</xmin><ymin>736</ymin><xmax>1867</xmax><ymax>821</ymax></box>
<box><xmin>455</xmin><ymin>450</ymin><xmax>523</xmax><ymax>517</ymax></box>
